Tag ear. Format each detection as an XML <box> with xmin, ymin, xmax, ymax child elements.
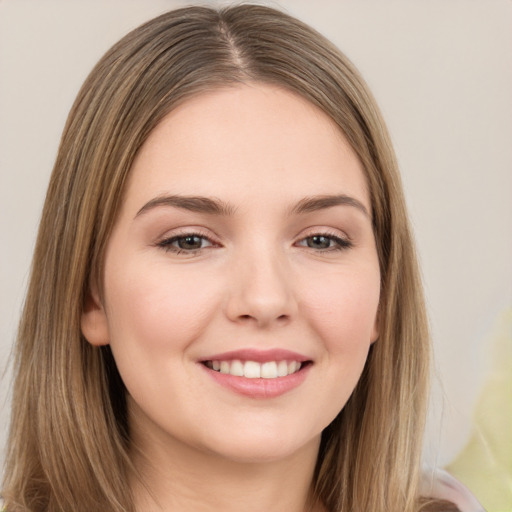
<box><xmin>370</xmin><ymin>306</ymin><xmax>380</xmax><ymax>344</ymax></box>
<box><xmin>81</xmin><ymin>280</ymin><xmax>110</xmax><ymax>346</ymax></box>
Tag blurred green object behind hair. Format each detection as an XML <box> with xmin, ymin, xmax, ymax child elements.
<box><xmin>447</xmin><ymin>309</ymin><xmax>512</xmax><ymax>511</ymax></box>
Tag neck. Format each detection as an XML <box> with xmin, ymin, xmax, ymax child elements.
<box><xmin>129</xmin><ymin>419</ymin><xmax>323</xmax><ymax>512</ymax></box>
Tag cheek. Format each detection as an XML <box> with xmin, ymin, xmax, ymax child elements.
<box><xmin>103</xmin><ymin>259</ymin><xmax>221</xmax><ymax>353</ymax></box>
<box><xmin>300</xmin><ymin>267</ymin><xmax>379</xmax><ymax>419</ymax></box>
<box><xmin>299</xmin><ymin>266</ymin><xmax>380</xmax><ymax>349</ymax></box>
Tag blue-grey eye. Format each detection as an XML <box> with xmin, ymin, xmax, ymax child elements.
<box><xmin>297</xmin><ymin>233</ymin><xmax>352</xmax><ymax>251</ymax></box>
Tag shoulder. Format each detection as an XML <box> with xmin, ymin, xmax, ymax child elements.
<box><xmin>421</xmin><ymin>468</ymin><xmax>486</xmax><ymax>512</ymax></box>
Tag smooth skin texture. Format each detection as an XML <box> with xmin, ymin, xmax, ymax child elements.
<box><xmin>82</xmin><ymin>84</ymin><xmax>381</xmax><ymax>512</ymax></box>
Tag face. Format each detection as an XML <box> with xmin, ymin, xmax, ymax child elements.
<box><xmin>82</xmin><ymin>84</ymin><xmax>380</xmax><ymax>465</ymax></box>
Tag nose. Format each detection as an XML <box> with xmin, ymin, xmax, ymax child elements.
<box><xmin>224</xmin><ymin>246</ymin><xmax>297</xmax><ymax>328</ymax></box>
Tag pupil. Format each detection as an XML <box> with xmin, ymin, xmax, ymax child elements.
<box><xmin>308</xmin><ymin>236</ymin><xmax>330</xmax><ymax>249</ymax></box>
<box><xmin>179</xmin><ymin>236</ymin><xmax>202</xmax><ymax>250</ymax></box>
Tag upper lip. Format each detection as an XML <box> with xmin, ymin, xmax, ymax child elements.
<box><xmin>199</xmin><ymin>348</ymin><xmax>311</xmax><ymax>363</ymax></box>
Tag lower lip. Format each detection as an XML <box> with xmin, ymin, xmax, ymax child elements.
<box><xmin>200</xmin><ymin>363</ymin><xmax>311</xmax><ymax>399</ymax></box>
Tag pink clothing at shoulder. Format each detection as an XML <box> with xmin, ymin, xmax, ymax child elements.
<box><xmin>422</xmin><ymin>468</ymin><xmax>486</xmax><ymax>512</ymax></box>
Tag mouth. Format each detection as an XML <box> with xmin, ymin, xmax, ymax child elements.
<box><xmin>202</xmin><ymin>359</ymin><xmax>311</xmax><ymax>379</ymax></box>
<box><xmin>198</xmin><ymin>349</ymin><xmax>313</xmax><ymax>399</ymax></box>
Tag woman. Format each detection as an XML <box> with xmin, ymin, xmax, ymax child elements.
<box><xmin>1</xmin><ymin>5</ymin><xmax>482</xmax><ymax>511</ymax></box>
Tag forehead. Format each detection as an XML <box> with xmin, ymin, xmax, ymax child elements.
<box><xmin>124</xmin><ymin>83</ymin><xmax>369</xmax><ymax>214</ymax></box>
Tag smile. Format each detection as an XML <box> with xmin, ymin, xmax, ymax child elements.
<box><xmin>204</xmin><ymin>359</ymin><xmax>303</xmax><ymax>379</ymax></box>
<box><xmin>199</xmin><ymin>349</ymin><xmax>312</xmax><ymax>399</ymax></box>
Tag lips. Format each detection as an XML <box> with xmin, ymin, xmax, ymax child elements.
<box><xmin>199</xmin><ymin>349</ymin><xmax>312</xmax><ymax>399</ymax></box>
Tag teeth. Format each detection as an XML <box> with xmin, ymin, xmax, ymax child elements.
<box><xmin>244</xmin><ymin>361</ymin><xmax>261</xmax><ymax>378</ymax></box>
<box><xmin>230</xmin><ymin>359</ymin><xmax>244</xmax><ymax>377</ymax></box>
<box><xmin>277</xmin><ymin>360</ymin><xmax>288</xmax><ymax>377</ymax></box>
<box><xmin>261</xmin><ymin>361</ymin><xmax>277</xmax><ymax>378</ymax></box>
<box><xmin>206</xmin><ymin>359</ymin><xmax>304</xmax><ymax>379</ymax></box>
<box><xmin>288</xmin><ymin>361</ymin><xmax>300</xmax><ymax>374</ymax></box>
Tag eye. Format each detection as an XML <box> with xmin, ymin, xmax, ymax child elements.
<box><xmin>296</xmin><ymin>233</ymin><xmax>352</xmax><ymax>251</ymax></box>
<box><xmin>157</xmin><ymin>233</ymin><xmax>215</xmax><ymax>254</ymax></box>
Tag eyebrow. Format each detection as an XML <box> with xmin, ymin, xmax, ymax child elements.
<box><xmin>289</xmin><ymin>194</ymin><xmax>370</xmax><ymax>218</ymax></box>
<box><xmin>136</xmin><ymin>195</ymin><xmax>237</xmax><ymax>218</ymax></box>
<box><xmin>135</xmin><ymin>193</ymin><xmax>370</xmax><ymax>219</ymax></box>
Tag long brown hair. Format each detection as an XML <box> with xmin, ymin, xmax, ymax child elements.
<box><xmin>3</xmin><ymin>5</ymin><xmax>447</xmax><ymax>511</ymax></box>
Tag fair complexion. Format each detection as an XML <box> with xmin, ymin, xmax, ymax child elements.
<box><xmin>82</xmin><ymin>84</ymin><xmax>380</xmax><ymax>512</ymax></box>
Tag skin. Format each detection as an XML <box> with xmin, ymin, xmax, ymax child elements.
<box><xmin>82</xmin><ymin>83</ymin><xmax>380</xmax><ymax>512</ymax></box>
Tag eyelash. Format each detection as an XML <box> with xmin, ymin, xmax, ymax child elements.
<box><xmin>156</xmin><ymin>231</ymin><xmax>353</xmax><ymax>255</ymax></box>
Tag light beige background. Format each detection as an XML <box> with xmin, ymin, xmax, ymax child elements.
<box><xmin>1</xmin><ymin>0</ymin><xmax>511</xmax><ymax>496</ymax></box>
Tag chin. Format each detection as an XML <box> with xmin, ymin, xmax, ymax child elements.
<box><xmin>200</xmin><ymin>427</ymin><xmax>322</xmax><ymax>465</ymax></box>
